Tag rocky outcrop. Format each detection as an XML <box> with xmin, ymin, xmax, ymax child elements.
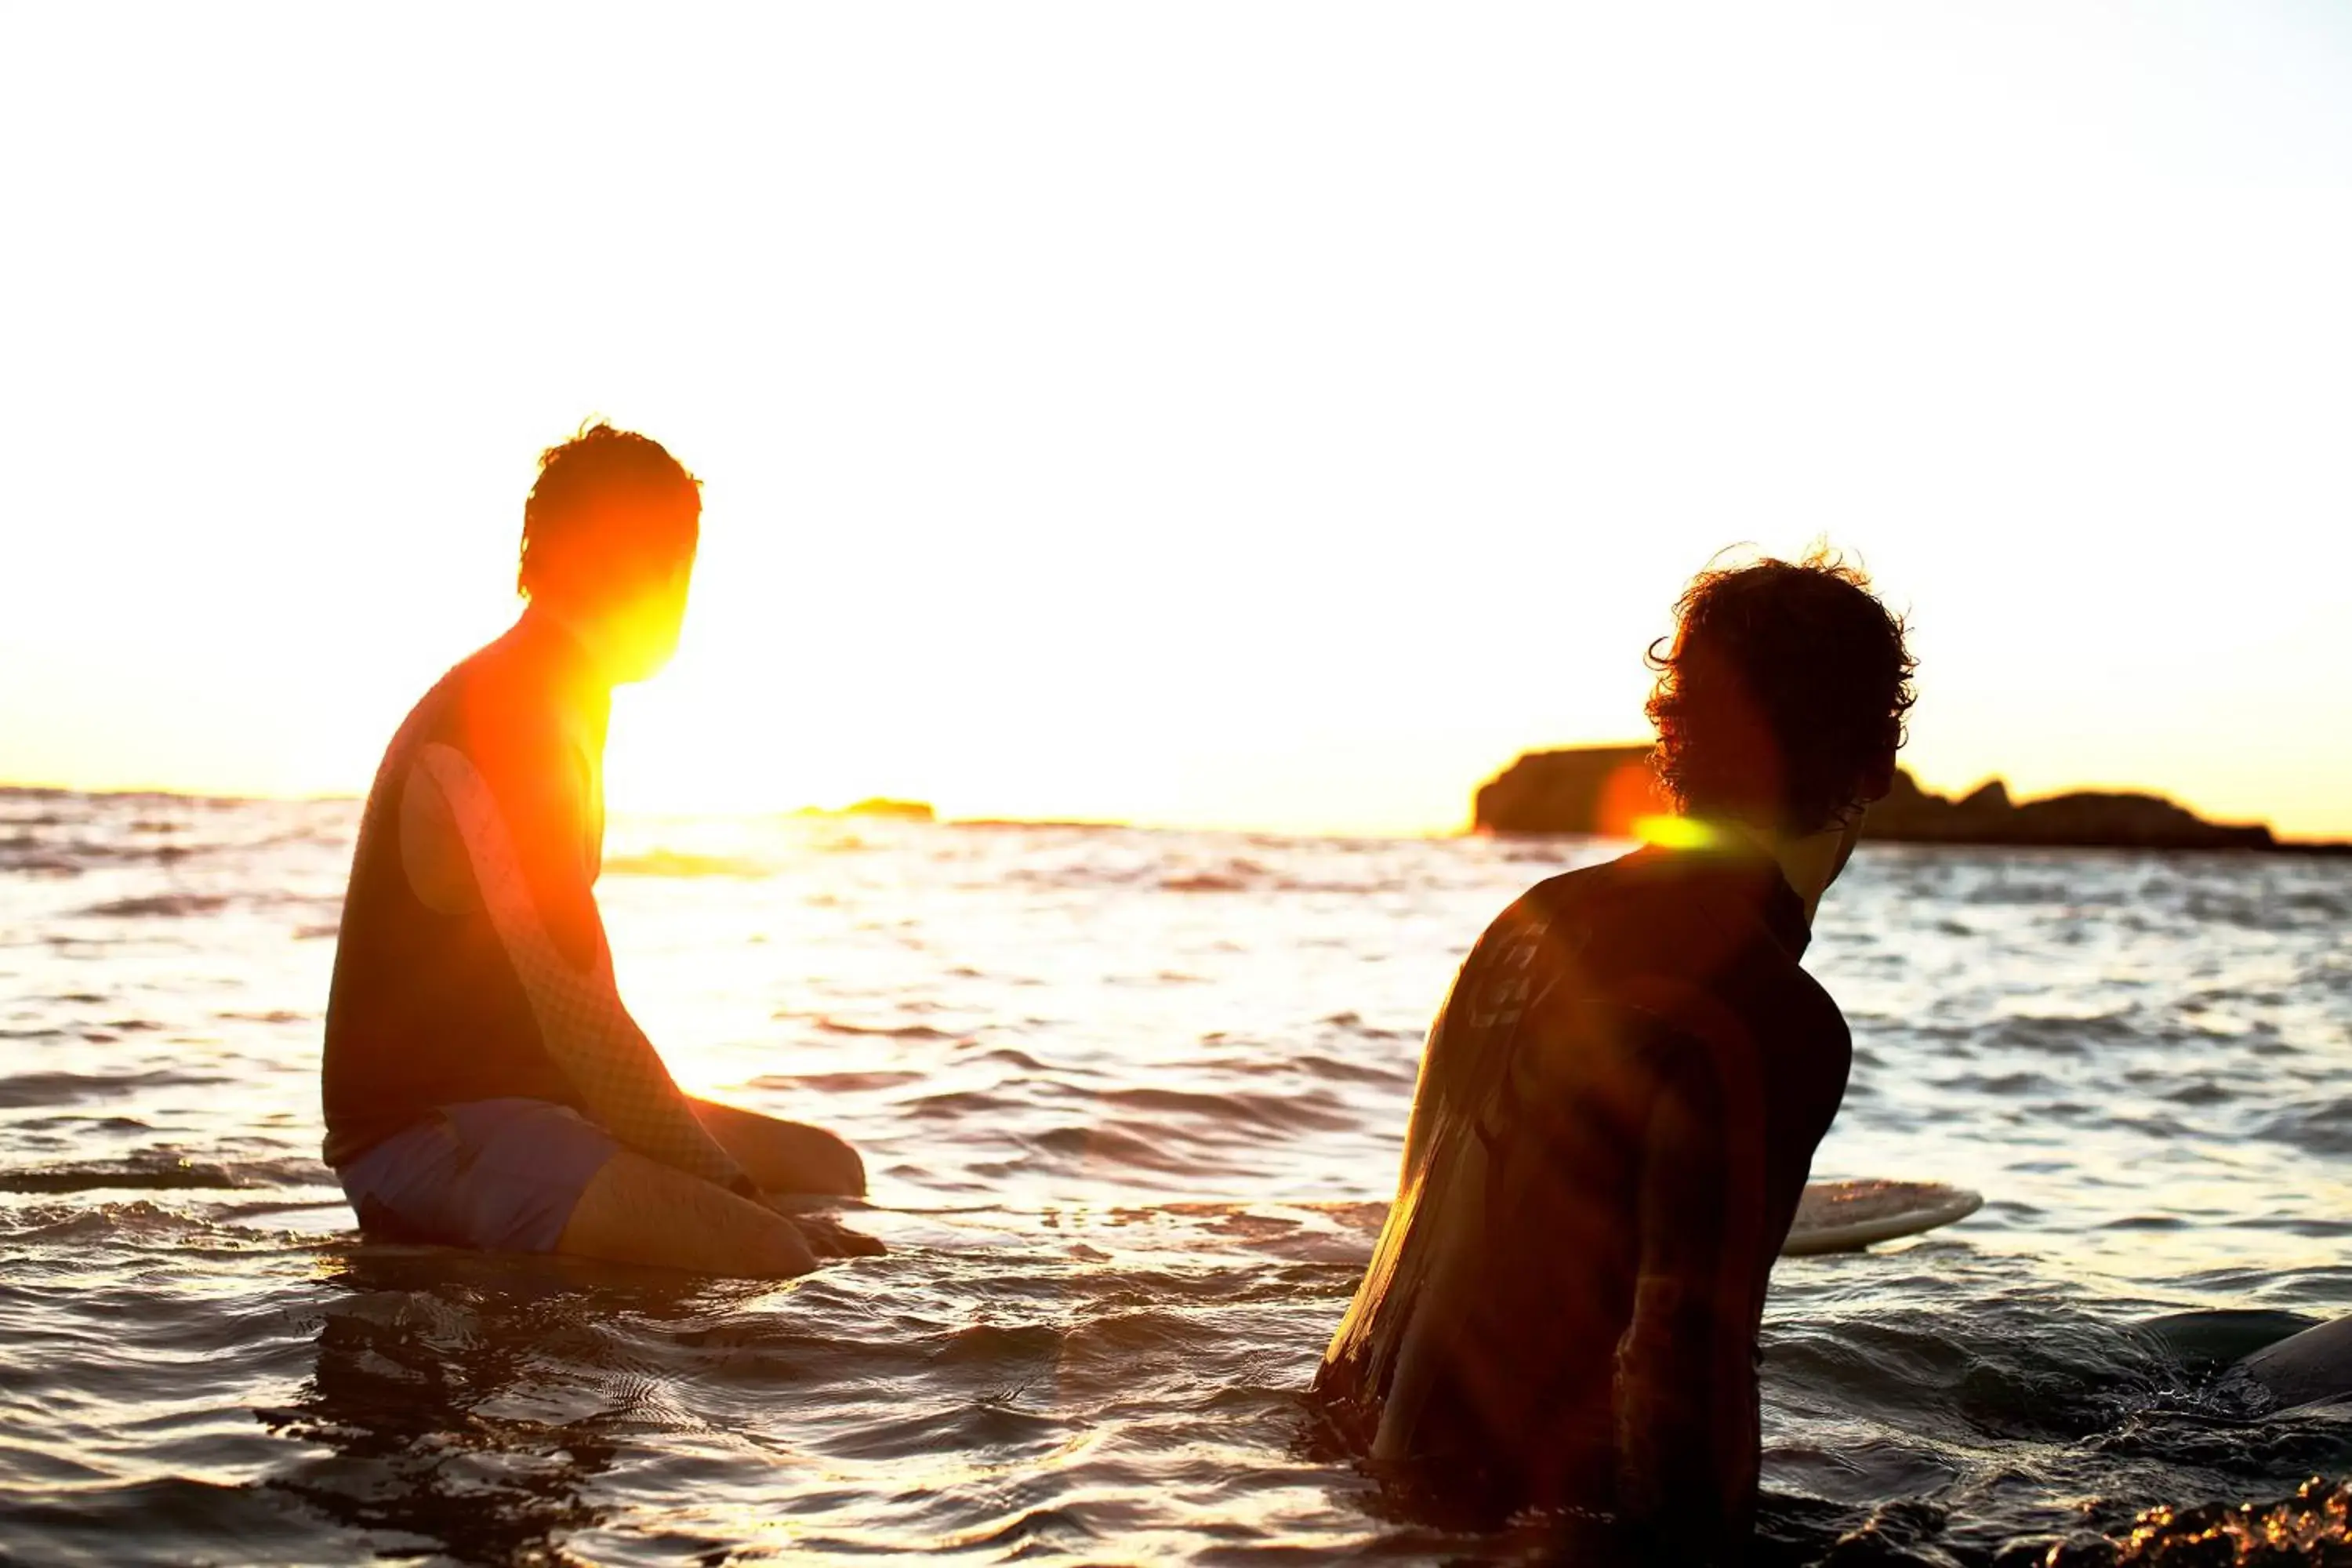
<box><xmin>1863</xmin><ymin>771</ymin><xmax>2276</xmax><ymax>851</ymax></box>
<box><xmin>1473</xmin><ymin>746</ymin><xmax>1670</xmax><ymax>839</ymax></box>
<box><xmin>1473</xmin><ymin>746</ymin><xmax>2332</xmax><ymax>852</ymax></box>
<box><xmin>792</xmin><ymin>798</ymin><xmax>937</xmax><ymax>822</ymax></box>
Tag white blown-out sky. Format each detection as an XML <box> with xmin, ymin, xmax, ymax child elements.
<box><xmin>4</xmin><ymin>5</ymin><xmax>2350</xmax><ymax>835</ymax></box>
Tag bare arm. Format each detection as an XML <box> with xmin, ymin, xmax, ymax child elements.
<box><xmin>401</xmin><ymin>740</ymin><xmax>753</xmax><ymax>1193</ymax></box>
<box><xmin>1613</xmin><ymin>1022</ymin><xmax>1766</xmax><ymax>1557</ymax></box>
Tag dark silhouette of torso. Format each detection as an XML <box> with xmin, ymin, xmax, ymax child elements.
<box><xmin>1315</xmin><ymin>845</ymin><xmax>1851</xmax><ymax>1533</ymax></box>
<box><xmin>321</xmin><ymin>618</ymin><xmax>608</xmax><ymax>1167</ymax></box>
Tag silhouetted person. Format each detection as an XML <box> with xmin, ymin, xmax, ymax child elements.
<box><xmin>1313</xmin><ymin>554</ymin><xmax>1915</xmax><ymax>1561</ymax></box>
<box><xmin>322</xmin><ymin>423</ymin><xmax>877</xmax><ymax>1277</ymax></box>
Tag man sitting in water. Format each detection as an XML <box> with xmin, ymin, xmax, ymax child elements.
<box><xmin>322</xmin><ymin>423</ymin><xmax>877</xmax><ymax>1278</ymax></box>
<box><xmin>1314</xmin><ymin>553</ymin><xmax>1915</xmax><ymax>1558</ymax></box>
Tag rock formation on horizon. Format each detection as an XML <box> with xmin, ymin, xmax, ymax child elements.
<box><xmin>1474</xmin><ymin>745</ymin><xmax>2305</xmax><ymax>851</ymax></box>
<box><xmin>792</xmin><ymin>797</ymin><xmax>937</xmax><ymax>822</ymax></box>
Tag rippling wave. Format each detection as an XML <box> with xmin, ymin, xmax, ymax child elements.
<box><xmin>3</xmin><ymin>789</ymin><xmax>2351</xmax><ymax>1563</ymax></box>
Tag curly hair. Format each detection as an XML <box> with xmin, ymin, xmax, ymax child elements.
<box><xmin>1644</xmin><ymin>549</ymin><xmax>1916</xmax><ymax>833</ymax></box>
<box><xmin>517</xmin><ymin>421</ymin><xmax>702</xmax><ymax>604</ymax></box>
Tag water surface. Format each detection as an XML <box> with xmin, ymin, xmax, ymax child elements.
<box><xmin>3</xmin><ymin>790</ymin><xmax>2350</xmax><ymax>1564</ymax></box>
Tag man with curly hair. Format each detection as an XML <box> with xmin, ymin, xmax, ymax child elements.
<box><xmin>1314</xmin><ymin>552</ymin><xmax>1914</xmax><ymax>1560</ymax></box>
<box><xmin>322</xmin><ymin>423</ymin><xmax>878</xmax><ymax>1277</ymax></box>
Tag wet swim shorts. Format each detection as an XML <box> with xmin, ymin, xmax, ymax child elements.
<box><xmin>334</xmin><ymin>1097</ymin><xmax>619</xmax><ymax>1253</ymax></box>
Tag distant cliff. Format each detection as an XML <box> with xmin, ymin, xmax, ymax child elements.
<box><xmin>1861</xmin><ymin>771</ymin><xmax>2276</xmax><ymax>851</ymax></box>
<box><xmin>791</xmin><ymin>797</ymin><xmax>937</xmax><ymax>822</ymax></box>
<box><xmin>1475</xmin><ymin>746</ymin><xmax>1669</xmax><ymax>840</ymax></box>
<box><xmin>1474</xmin><ymin>746</ymin><xmax>2337</xmax><ymax>852</ymax></box>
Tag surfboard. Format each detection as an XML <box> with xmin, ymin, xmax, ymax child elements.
<box><xmin>1780</xmin><ymin>1178</ymin><xmax>1982</xmax><ymax>1255</ymax></box>
<box><xmin>2230</xmin><ymin>1312</ymin><xmax>2352</xmax><ymax>1410</ymax></box>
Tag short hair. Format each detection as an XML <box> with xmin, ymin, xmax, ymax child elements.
<box><xmin>517</xmin><ymin>422</ymin><xmax>702</xmax><ymax>604</ymax></box>
<box><xmin>1645</xmin><ymin>549</ymin><xmax>1916</xmax><ymax>833</ymax></box>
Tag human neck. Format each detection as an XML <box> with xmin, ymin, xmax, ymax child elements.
<box><xmin>1716</xmin><ymin>819</ymin><xmax>1849</xmax><ymax>925</ymax></box>
<box><xmin>519</xmin><ymin>602</ymin><xmax>616</xmax><ymax>692</ymax></box>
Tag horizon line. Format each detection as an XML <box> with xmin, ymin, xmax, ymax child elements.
<box><xmin>6</xmin><ymin>761</ymin><xmax>2347</xmax><ymax>848</ymax></box>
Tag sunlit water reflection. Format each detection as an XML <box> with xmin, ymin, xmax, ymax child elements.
<box><xmin>2</xmin><ymin>790</ymin><xmax>2350</xmax><ymax>1564</ymax></box>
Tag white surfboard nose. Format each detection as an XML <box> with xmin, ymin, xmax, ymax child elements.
<box><xmin>1780</xmin><ymin>1178</ymin><xmax>1983</xmax><ymax>1256</ymax></box>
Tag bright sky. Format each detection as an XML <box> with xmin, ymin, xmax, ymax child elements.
<box><xmin>4</xmin><ymin>5</ymin><xmax>2350</xmax><ymax>837</ymax></box>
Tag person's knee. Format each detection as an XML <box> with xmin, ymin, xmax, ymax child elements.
<box><xmin>734</xmin><ymin>1212</ymin><xmax>820</xmax><ymax>1277</ymax></box>
<box><xmin>771</xmin><ymin>1124</ymin><xmax>866</xmax><ymax>1198</ymax></box>
<box><xmin>690</xmin><ymin>1099</ymin><xmax>867</xmax><ymax>1197</ymax></box>
<box><xmin>805</xmin><ymin>1127</ymin><xmax>866</xmax><ymax>1198</ymax></box>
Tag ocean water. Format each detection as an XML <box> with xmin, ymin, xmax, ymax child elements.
<box><xmin>3</xmin><ymin>789</ymin><xmax>2351</xmax><ymax>1566</ymax></box>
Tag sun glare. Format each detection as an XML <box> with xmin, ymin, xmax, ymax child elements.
<box><xmin>1632</xmin><ymin>815</ymin><xmax>1717</xmax><ymax>851</ymax></box>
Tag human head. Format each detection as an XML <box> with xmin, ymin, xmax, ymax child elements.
<box><xmin>517</xmin><ymin>422</ymin><xmax>702</xmax><ymax>683</ymax></box>
<box><xmin>1645</xmin><ymin>550</ymin><xmax>1915</xmax><ymax>844</ymax></box>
